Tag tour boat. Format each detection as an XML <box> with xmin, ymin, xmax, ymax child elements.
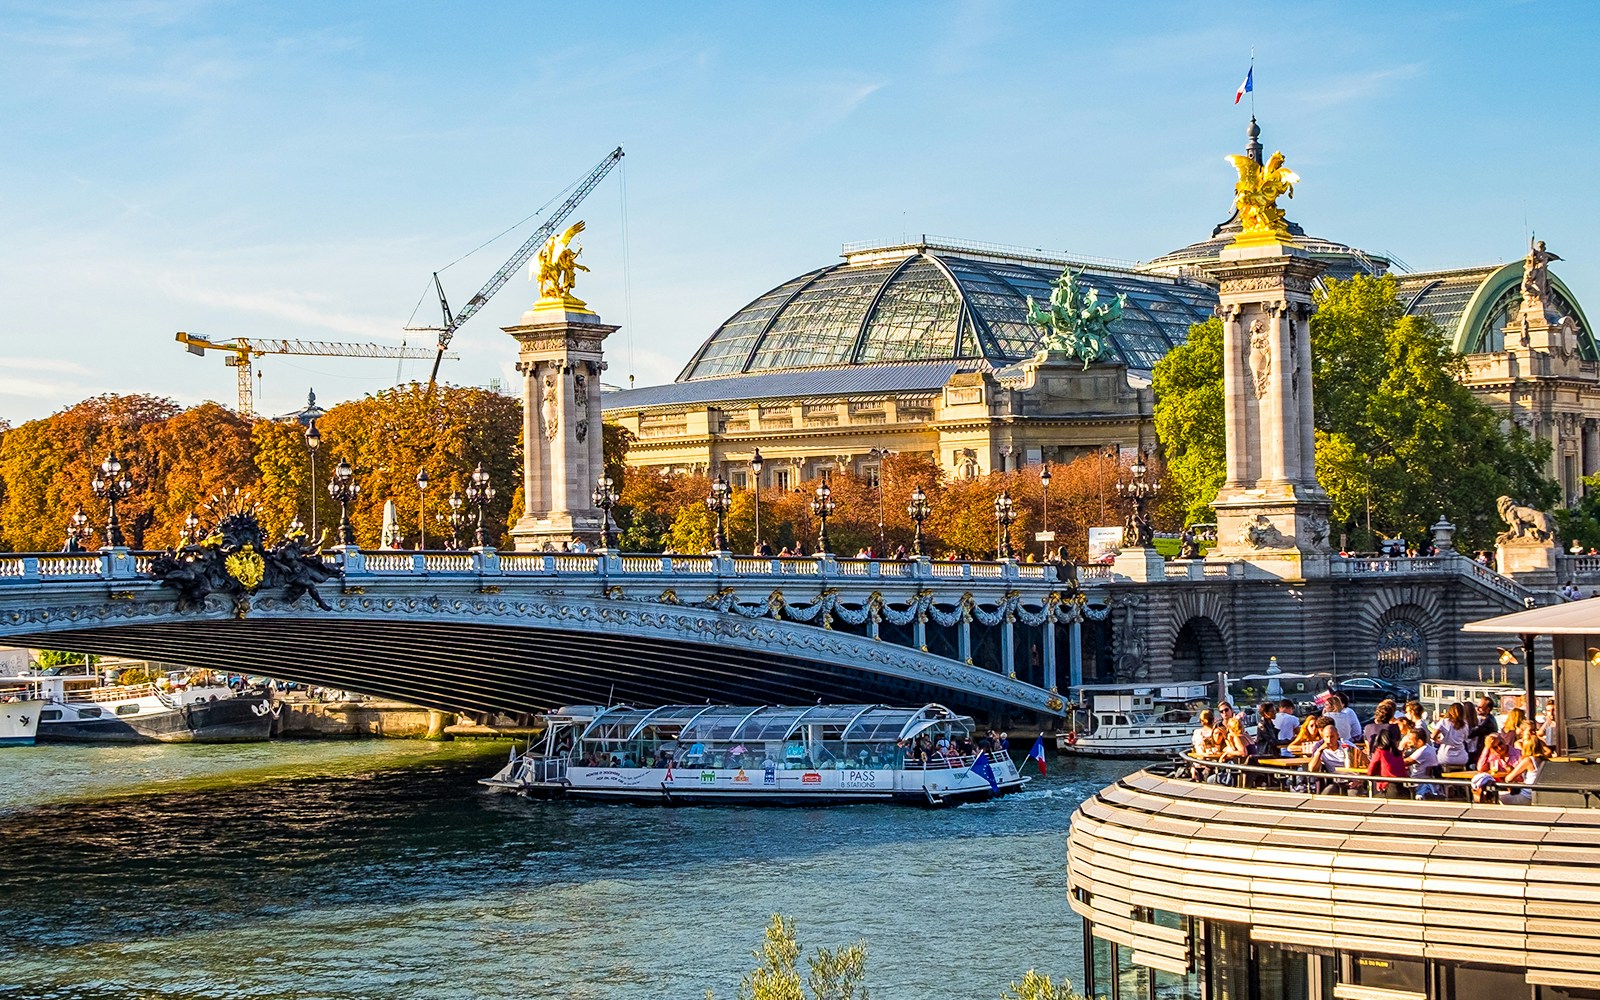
<box><xmin>27</xmin><ymin>672</ymin><xmax>277</xmax><ymax>744</ymax></box>
<box><xmin>1056</xmin><ymin>684</ymin><xmax>1210</xmax><ymax>758</ymax></box>
<box><xmin>481</xmin><ymin>703</ymin><xmax>1028</xmax><ymax>806</ymax></box>
<box><xmin>0</xmin><ymin>678</ymin><xmax>45</xmax><ymax>746</ymax></box>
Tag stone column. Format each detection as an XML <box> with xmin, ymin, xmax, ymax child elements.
<box><xmin>504</xmin><ymin>301</ymin><xmax>618</xmax><ymax>551</ymax></box>
<box><xmin>1042</xmin><ymin>617</ymin><xmax>1057</xmax><ymax>693</ymax></box>
<box><xmin>1201</xmin><ymin>243</ymin><xmax>1332</xmax><ymax>581</ymax></box>
<box><xmin>1067</xmin><ymin>618</ymin><xmax>1083</xmax><ymax>689</ymax></box>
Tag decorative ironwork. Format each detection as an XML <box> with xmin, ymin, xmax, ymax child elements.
<box><xmin>149</xmin><ymin>511</ymin><xmax>335</xmax><ymax>615</ymax></box>
<box><xmin>90</xmin><ymin>453</ymin><xmax>133</xmax><ymax>548</ymax></box>
<box><xmin>464</xmin><ymin>463</ymin><xmax>496</xmax><ymax>548</ymax></box>
<box><xmin>64</xmin><ymin>505</ymin><xmax>92</xmax><ymax>552</ymax></box>
<box><xmin>593</xmin><ymin>475</ymin><xmax>618</xmax><ymax>550</ymax></box>
<box><xmin>327</xmin><ymin>458</ymin><xmax>359</xmax><ymax>547</ymax></box>
<box><xmin>705</xmin><ymin>476</ymin><xmax>731</xmax><ymax>552</ymax></box>
<box><xmin>908</xmin><ymin>484</ymin><xmax>931</xmax><ymax>557</ymax></box>
<box><xmin>1116</xmin><ymin>456</ymin><xmax>1160</xmax><ymax>548</ymax></box>
<box><xmin>810</xmin><ymin>471</ymin><xmax>836</xmax><ymax>554</ymax></box>
<box><xmin>994</xmin><ymin>490</ymin><xmax>1016</xmax><ymax>560</ymax></box>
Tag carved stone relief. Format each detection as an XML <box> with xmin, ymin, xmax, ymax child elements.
<box><xmin>1248</xmin><ymin>320</ymin><xmax>1272</xmax><ymax>399</ymax></box>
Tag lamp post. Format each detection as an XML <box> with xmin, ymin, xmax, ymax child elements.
<box><xmin>182</xmin><ymin>511</ymin><xmax>202</xmax><ymax>546</ymax></box>
<box><xmin>870</xmin><ymin>448</ymin><xmax>893</xmax><ymax>551</ymax></box>
<box><xmin>750</xmin><ymin>448</ymin><xmax>765</xmax><ymax>554</ymax></box>
<box><xmin>415</xmin><ymin>468</ymin><xmax>430</xmax><ymax>550</ymax></box>
<box><xmin>810</xmin><ymin>470</ymin><xmax>835</xmax><ymax>554</ymax></box>
<box><xmin>1115</xmin><ymin>454</ymin><xmax>1161</xmax><ymax>548</ymax></box>
<box><xmin>288</xmin><ymin>515</ymin><xmax>305</xmax><ymax>538</ymax></box>
<box><xmin>464</xmin><ymin>463</ymin><xmax>496</xmax><ymax>548</ymax></box>
<box><xmin>90</xmin><ymin>453</ymin><xmax>133</xmax><ymax>548</ymax></box>
<box><xmin>327</xmin><ymin>457</ymin><xmax>359</xmax><ymax>547</ymax></box>
<box><xmin>444</xmin><ymin>491</ymin><xmax>466</xmax><ymax>550</ymax></box>
<box><xmin>592</xmin><ymin>475</ymin><xmax>618</xmax><ymax>550</ymax></box>
<box><xmin>305</xmin><ymin>421</ymin><xmax>322</xmax><ymax>540</ymax></box>
<box><xmin>65</xmin><ymin>504</ymin><xmax>91</xmax><ymax>552</ymax></box>
<box><xmin>705</xmin><ymin>476</ymin><xmax>731</xmax><ymax>552</ymax></box>
<box><xmin>1039</xmin><ymin>462</ymin><xmax>1054</xmax><ymax>559</ymax></box>
<box><xmin>908</xmin><ymin>484</ymin><xmax>931</xmax><ymax>557</ymax></box>
<box><xmin>994</xmin><ymin>490</ymin><xmax>1016</xmax><ymax>560</ymax></box>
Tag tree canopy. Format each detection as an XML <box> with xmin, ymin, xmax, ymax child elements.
<box><xmin>1152</xmin><ymin>273</ymin><xmax>1556</xmax><ymax>550</ymax></box>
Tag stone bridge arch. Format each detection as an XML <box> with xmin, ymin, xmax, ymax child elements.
<box><xmin>1349</xmin><ymin>584</ymin><xmax>1445</xmax><ymax>680</ymax></box>
<box><xmin>1159</xmin><ymin>587</ymin><xmax>1236</xmax><ymax>682</ymax></box>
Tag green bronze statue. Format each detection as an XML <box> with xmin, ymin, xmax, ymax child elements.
<box><xmin>1025</xmin><ymin>268</ymin><xmax>1125</xmax><ymax>369</ymax></box>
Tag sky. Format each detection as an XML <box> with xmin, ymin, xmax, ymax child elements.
<box><xmin>3</xmin><ymin>0</ymin><xmax>1598</xmax><ymax>423</ymax></box>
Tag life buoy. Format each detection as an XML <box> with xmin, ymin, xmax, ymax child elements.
<box><xmin>1065</xmin><ymin>731</ymin><xmax>1079</xmax><ymax>746</ymax></box>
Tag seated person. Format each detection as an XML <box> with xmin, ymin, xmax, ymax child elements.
<box><xmin>1476</xmin><ymin>732</ymin><xmax>1515</xmax><ymax>778</ymax></box>
<box><xmin>1366</xmin><ymin>728</ymin><xmax>1409</xmax><ymax>798</ymax></box>
<box><xmin>1191</xmin><ymin>710</ymin><xmax>1217</xmax><ymax>757</ymax></box>
<box><xmin>1287</xmin><ymin>713</ymin><xmax>1325</xmax><ymax>755</ymax></box>
<box><xmin>1401</xmin><ymin>727</ymin><xmax>1442</xmax><ymax>799</ymax></box>
<box><xmin>1308</xmin><ymin>719</ymin><xmax>1351</xmax><ymax>773</ymax></box>
<box><xmin>1501</xmin><ymin>726</ymin><xmax>1552</xmax><ymax>804</ymax></box>
<box><xmin>1255</xmin><ymin>702</ymin><xmax>1284</xmax><ymax>758</ymax></box>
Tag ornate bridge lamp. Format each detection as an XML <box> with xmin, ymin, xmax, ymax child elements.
<box><xmin>1115</xmin><ymin>454</ymin><xmax>1161</xmax><ymax>547</ymax></box>
<box><xmin>592</xmin><ymin>475</ymin><xmax>618</xmax><ymax>550</ymax></box>
<box><xmin>304</xmin><ymin>421</ymin><xmax>322</xmax><ymax>540</ymax></box>
<box><xmin>181</xmin><ymin>512</ymin><xmax>202</xmax><ymax>546</ymax></box>
<box><xmin>415</xmin><ymin>468</ymin><xmax>430</xmax><ymax>550</ymax></box>
<box><xmin>443</xmin><ymin>491</ymin><xmax>466</xmax><ymax>550</ymax></box>
<box><xmin>750</xmin><ymin>448</ymin><xmax>764</xmax><ymax>553</ymax></box>
<box><xmin>908</xmin><ymin>484</ymin><xmax>931</xmax><ymax>557</ymax></box>
<box><xmin>91</xmin><ymin>453</ymin><xmax>133</xmax><ymax>548</ymax></box>
<box><xmin>64</xmin><ymin>504</ymin><xmax>92</xmax><ymax>552</ymax></box>
<box><xmin>705</xmin><ymin>476</ymin><xmax>731</xmax><ymax>553</ymax></box>
<box><xmin>810</xmin><ymin>471</ymin><xmax>836</xmax><ymax>554</ymax></box>
<box><xmin>994</xmin><ymin>490</ymin><xmax>1017</xmax><ymax>560</ymax></box>
<box><xmin>327</xmin><ymin>458</ymin><xmax>360</xmax><ymax>548</ymax></box>
<box><xmin>870</xmin><ymin>447</ymin><xmax>894</xmax><ymax>550</ymax></box>
<box><xmin>464</xmin><ymin>463</ymin><xmax>496</xmax><ymax>549</ymax></box>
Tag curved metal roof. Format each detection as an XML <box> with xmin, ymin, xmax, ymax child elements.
<box><xmin>1395</xmin><ymin>264</ymin><xmax>1596</xmax><ymax>359</ymax></box>
<box><xmin>675</xmin><ymin>240</ymin><xmax>1217</xmax><ymax>381</ymax></box>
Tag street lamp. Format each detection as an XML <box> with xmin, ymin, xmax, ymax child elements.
<box><xmin>65</xmin><ymin>504</ymin><xmax>91</xmax><ymax>552</ymax></box>
<box><xmin>288</xmin><ymin>515</ymin><xmax>305</xmax><ymax>538</ymax></box>
<box><xmin>1039</xmin><ymin>462</ymin><xmax>1054</xmax><ymax>559</ymax></box>
<box><xmin>592</xmin><ymin>475</ymin><xmax>618</xmax><ymax>550</ymax></box>
<box><xmin>1115</xmin><ymin>454</ymin><xmax>1161</xmax><ymax>548</ymax></box>
<box><xmin>182</xmin><ymin>511</ymin><xmax>202</xmax><ymax>546</ymax></box>
<box><xmin>444</xmin><ymin>491</ymin><xmax>466</xmax><ymax>550</ymax></box>
<box><xmin>870</xmin><ymin>448</ymin><xmax>893</xmax><ymax>550</ymax></box>
<box><xmin>908</xmin><ymin>484</ymin><xmax>931</xmax><ymax>557</ymax></box>
<box><xmin>705</xmin><ymin>476</ymin><xmax>731</xmax><ymax>552</ymax></box>
<box><xmin>994</xmin><ymin>490</ymin><xmax>1017</xmax><ymax>560</ymax></box>
<box><xmin>327</xmin><ymin>457</ymin><xmax>359</xmax><ymax>548</ymax></box>
<box><xmin>415</xmin><ymin>468</ymin><xmax>430</xmax><ymax>550</ymax></box>
<box><xmin>810</xmin><ymin>470</ymin><xmax>836</xmax><ymax>554</ymax></box>
<box><xmin>750</xmin><ymin>448</ymin><xmax>765</xmax><ymax>554</ymax></box>
<box><xmin>464</xmin><ymin>463</ymin><xmax>496</xmax><ymax>548</ymax></box>
<box><xmin>90</xmin><ymin>453</ymin><xmax>133</xmax><ymax>548</ymax></box>
<box><xmin>305</xmin><ymin>421</ymin><xmax>322</xmax><ymax>540</ymax></box>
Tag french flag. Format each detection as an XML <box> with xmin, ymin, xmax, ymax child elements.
<box><xmin>1234</xmin><ymin>66</ymin><xmax>1254</xmax><ymax>105</ymax></box>
<box><xmin>1026</xmin><ymin>735</ymin><xmax>1047</xmax><ymax>776</ymax></box>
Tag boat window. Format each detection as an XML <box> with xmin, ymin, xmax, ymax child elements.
<box><xmin>78</xmin><ymin>707</ymin><xmax>102</xmax><ymax>718</ymax></box>
<box><xmin>116</xmin><ymin>704</ymin><xmax>140</xmax><ymax>716</ymax></box>
<box><xmin>40</xmin><ymin>709</ymin><xmax>60</xmax><ymax>721</ymax></box>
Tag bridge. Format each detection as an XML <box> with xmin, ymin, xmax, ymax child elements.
<box><xmin>0</xmin><ymin>548</ymin><xmax>1079</xmax><ymax>721</ymax></box>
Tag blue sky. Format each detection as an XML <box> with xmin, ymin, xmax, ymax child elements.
<box><xmin>3</xmin><ymin>0</ymin><xmax>1596</xmax><ymax>422</ymax></box>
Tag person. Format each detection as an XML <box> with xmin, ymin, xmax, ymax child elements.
<box><xmin>1432</xmin><ymin>702</ymin><xmax>1471</xmax><ymax>769</ymax></box>
<box><xmin>572</xmin><ymin>539</ymin><xmax>589</xmax><ymax>553</ymax></box>
<box><xmin>1467</xmin><ymin>696</ymin><xmax>1499</xmax><ymax>760</ymax></box>
<box><xmin>1539</xmin><ymin>698</ymin><xmax>1559</xmax><ymax>752</ymax></box>
<box><xmin>1362</xmin><ymin>701</ymin><xmax>1401</xmax><ymax>750</ymax></box>
<box><xmin>1404</xmin><ymin>699</ymin><xmax>1431</xmax><ymax>733</ymax></box>
<box><xmin>1401</xmin><ymin>725</ymin><xmax>1442</xmax><ymax>799</ymax></box>
<box><xmin>1500</xmin><ymin>707</ymin><xmax>1527</xmax><ymax>737</ymax></box>
<box><xmin>1308</xmin><ymin>718</ymin><xmax>1350</xmax><ymax>775</ymax></box>
<box><xmin>893</xmin><ymin>544</ymin><xmax>909</xmax><ymax>560</ymax></box>
<box><xmin>1220</xmin><ymin>717</ymin><xmax>1251</xmax><ymax>764</ymax></box>
<box><xmin>1501</xmin><ymin>726</ymin><xmax>1551</xmax><ymax>804</ymax></box>
<box><xmin>1326</xmin><ymin>694</ymin><xmax>1362</xmax><ymax>746</ymax></box>
<box><xmin>1287</xmin><ymin>713</ymin><xmax>1324</xmax><ymax>755</ymax></box>
<box><xmin>1256</xmin><ymin>702</ymin><xmax>1283</xmax><ymax>757</ymax></box>
<box><xmin>1192</xmin><ymin>710</ymin><xmax>1217</xmax><ymax>756</ymax></box>
<box><xmin>1366</xmin><ymin>728</ymin><xmax>1409</xmax><ymax>798</ymax></box>
<box><xmin>1477</xmin><ymin>731</ymin><xmax>1515</xmax><ymax>777</ymax></box>
<box><xmin>1275</xmin><ymin>699</ymin><xmax>1300</xmax><ymax>745</ymax></box>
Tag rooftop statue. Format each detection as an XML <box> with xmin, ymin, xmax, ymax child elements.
<box><xmin>1025</xmin><ymin>268</ymin><xmax>1126</xmax><ymax>369</ymax></box>
<box><xmin>1225</xmin><ymin>150</ymin><xmax>1299</xmax><ymax>243</ymax></box>
<box><xmin>533</xmin><ymin>220</ymin><xmax>590</xmax><ymax>303</ymax></box>
<box><xmin>1520</xmin><ymin>238</ymin><xmax>1562</xmax><ymax>311</ymax></box>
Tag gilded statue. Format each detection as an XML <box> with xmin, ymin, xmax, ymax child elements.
<box><xmin>1225</xmin><ymin>150</ymin><xmax>1299</xmax><ymax>242</ymax></box>
<box><xmin>1025</xmin><ymin>267</ymin><xmax>1126</xmax><ymax>369</ymax></box>
<box><xmin>533</xmin><ymin>220</ymin><xmax>590</xmax><ymax>301</ymax></box>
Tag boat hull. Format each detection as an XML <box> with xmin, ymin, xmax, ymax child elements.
<box><xmin>1056</xmin><ymin>737</ymin><xmax>1189</xmax><ymax>759</ymax></box>
<box><xmin>0</xmin><ymin>699</ymin><xmax>45</xmax><ymax>747</ymax></box>
<box><xmin>484</xmin><ymin>763</ymin><xmax>1027</xmax><ymax>806</ymax></box>
<box><xmin>37</xmin><ymin>695</ymin><xmax>275</xmax><ymax>744</ymax></box>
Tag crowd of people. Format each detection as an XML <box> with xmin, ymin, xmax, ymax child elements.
<box><xmin>1191</xmin><ymin>691</ymin><xmax>1559</xmax><ymax>803</ymax></box>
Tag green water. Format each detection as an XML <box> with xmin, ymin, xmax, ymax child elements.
<box><xmin>0</xmin><ymin>740</ymin><xmax>1133</xmax><ymax>999</ymax></box>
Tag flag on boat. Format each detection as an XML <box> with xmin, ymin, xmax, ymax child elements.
<box><xmin>509</xmin><ymin>743</ymin><xmax>517</xmax><ymax>763</ymax></box>
<box><xmin>970</xmin><ymin>751</ymin><xmax>999</xmax><ymax>793</ymax></box>
<box><xmin>1233</xmin><ymin>65</ymin><xmax>1253</xmax><ymax>104</ymax></box>
<box><xmin>664</xmin><ymin>760</ymin><xmax>674</xmax><ymax>783</ymax></box>
<box><xmin>1026</xmin><ymin>735</ymin><xmax>1047</xmax><ymax>776</ymax></box>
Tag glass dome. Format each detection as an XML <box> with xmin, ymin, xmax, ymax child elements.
<box><xmin>675</xmin><ymin>238</ymin><xmax>1217</xmax><ymax>382</ymax></box>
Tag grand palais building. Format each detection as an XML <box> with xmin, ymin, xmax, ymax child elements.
<box><xmin>603</xmin><ymin>122</ymin><xmax>1597</xmax><ymax>504</ymax></box>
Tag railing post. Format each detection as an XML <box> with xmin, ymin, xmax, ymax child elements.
<box><xmin>20</xmin><ymin>557</ymin><xmax>40</xmax><ymax>582</ymax></box>
<box><xmin>818</xmin><ymin>553</ymin><xmax>837</xmax><ymax>578</ymax></box>
<box><xmin>473</xmin><ymin>546</ymin><xmax>502</xmax><ymax>575</ymax></box>
<box><xmin>411</xmin><ymin>553</ymin><xmax>427</xmax><ymax>573</ymax></box>
<box><xmin>913</xmin><ymin>556</ymin><xmax>931</xmax><ymax>581</ymax></box>
<box><xmin>102</xmin><ymin>546</ymin><xmax>136</xmax><ymax>580</ymax></box>
<box><xmin>337</xmin><ymin>547</ymin><xmax>368</xmax><ymax>577</ymax></box>
<box><xmin>962</xmin><ymin>563</ymin><xmax>973</xmax><ymax>580</ymax></box>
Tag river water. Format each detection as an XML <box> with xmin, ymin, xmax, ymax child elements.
<box><xmin>0</xmin><ymin>740</ymin><xmax>1134</xmax><ymax>1000</ymax></box>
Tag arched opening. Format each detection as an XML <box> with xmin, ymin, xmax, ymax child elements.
<box><xmin>1171</xmin><ymin>617</ymin><xmax>1227</xmax><ymax>682</ymax></box>
<box><xmin>1375</xmin><ymin>618</ymin><xmax>1427</xmax><ymax>681</ymax></box>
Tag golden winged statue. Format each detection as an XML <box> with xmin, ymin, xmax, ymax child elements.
<box><xmin>533</xmin><ymin>220</ymin><xmax>591</xmax><ymax>302</ymax></box>
<box><xmin>1225</xmin><ymin>150</ymin><xmax>1299</xmax><ymax>243</ymax></box>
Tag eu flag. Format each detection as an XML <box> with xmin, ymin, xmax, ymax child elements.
<box><xmin>970</xmin><ymin>751</ymin><xmax>999</xmax><ymax>793</ymax></box>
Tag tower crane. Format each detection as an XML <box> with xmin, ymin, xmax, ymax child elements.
<box><xmin>409</xmin><ymin>146</ymin><xmax>624</xmax><ymax>388</ymax></box>
<box><xmin>175</xmin><ymin>332</ymin><xmax>455</xmax><ymax>418</ymax></box>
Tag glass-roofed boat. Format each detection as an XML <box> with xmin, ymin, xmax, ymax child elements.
<box><xmin>480</xmin><ymin>703</ymin><xmax>1028</xmax><ymax>805</ymax></box>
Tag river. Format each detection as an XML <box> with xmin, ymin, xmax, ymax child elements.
<box><xmin>0</xmin><ymin>740</ymin><xmax>1134</xmax><ymax>999</ymax></box>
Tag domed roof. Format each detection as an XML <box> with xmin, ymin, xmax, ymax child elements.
<box><xmin>677</xmin><ymin>237</ymin><xmax>1218</xmax><ymax>382</ymax></box>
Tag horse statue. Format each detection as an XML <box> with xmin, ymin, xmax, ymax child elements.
<box><xmin>533</xmin><ymin>220</ymin><xmax>590</xmax><ymax>302</ymax></box>
<box><xmin>1025</xmin><ymin>267</ymin><xmax>1126</xmax><ymax>369</ymax></box>
<box><xmin>1225</xmin><ymin>150</ymin><xmax>1299</xmax><ymax>241</ymax></box>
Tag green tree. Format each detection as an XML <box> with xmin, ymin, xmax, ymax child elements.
<box><xmin>1152</xmin><ymin>274</ymin><xmax>1557</xmax><ymax>550</ymax></box>
<box><xmin>1000</xmin><ymin>970</ymin><xmax>1090</xmax><ymax>1000</ymax></box>
<box><xmin>712</xmin><ymin>914</ymin><xmax>869</xmax><ymax>1000</ymax></box>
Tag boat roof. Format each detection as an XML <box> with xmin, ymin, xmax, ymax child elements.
<box><xmin>573</xmin><ymin>703</ymin><xmax>969</xmax><ymax>744</ymax></box>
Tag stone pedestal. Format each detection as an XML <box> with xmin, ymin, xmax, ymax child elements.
<box><xmin>504</xmin><ymin>300</ymin><xmax>617</xmax><ymax>551</ymax></box>
<box><xmin>1201</xmin><ymin>242</ymin><xmax>1334</xmax><ymax>581</ymax></box>
<box><xmin>1497</xmin><ymin>541</ymin><xmax>1560</xmax><ymax>589</ymax></box>
<box><xmin>1111</xmin><ymin>546</ymin><xmax>1166</xmax><ymax>582</ymax></box>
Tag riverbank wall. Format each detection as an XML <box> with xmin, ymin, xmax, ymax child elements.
<box><xmin>275</xmin><ymin>698</ymin><xmax>543</xmax><ymax>740</ymax></box>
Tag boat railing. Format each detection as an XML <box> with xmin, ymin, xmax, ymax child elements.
<box><xmin>518</xmin><ymin>756</ymin><xmax>569</xmax><ymax>785</ymax></box>
<box><xmin>1172</xmin><ymin>751</ymin><xmax>1600</xmax><ymax>807</ymax></box>
<box><xmin>66</xmin><ymin>683</ymin><xmax>158</xmax><ymax>704</ymax></box>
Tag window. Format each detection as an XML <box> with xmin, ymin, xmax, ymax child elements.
<box><xmin>77</xmin><ymin>707</ymin><xmax>102</xmax><ymax>719</ymax></box>
<box><xmin>1091</xmin><ymin>935</ymin><xmax>1114</xmax><ymax>999</ymax></box>
<box><xmin>40</xmin><ymin>709</ymin><xmax>61</xmax><ymax>721</ymax></box>
<box><xmin>116</xmin><ymin>704</ymin><xmax>140</xmax><ymax>716</ymax></box>
<box><xmin>730</xmin><ymin>471</ymin><xmax>748</xmax><ymax>489</ymax></box>
<box><xmin>1349</xmin><ymin>954</ymin><xmax>1425</xmax><ymax>995</ymax></box>
<box><xmin>1206</xmin><ymin>923</ymin><xmax>1252</xmax><ymax>1000</ymax></box>
<box><xmin>1444</xmin><ymin>964</ymin><xmax>1532</xmax><ymax>1000</ymax></box>
<box><xmin>774</xmin><ymin>470</ymin><xmax>792</xmax><ymax>492</ymax></box>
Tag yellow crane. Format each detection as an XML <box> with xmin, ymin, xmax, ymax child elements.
<box><xmin>175</xmin><ymin>332</ymin><xmax>456</xmax><ymax>418</ymax></box>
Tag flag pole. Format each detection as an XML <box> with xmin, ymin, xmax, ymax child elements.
<box><xmin>1249</xmin><ymin>49</ymin><xmax>1256</xmax><ymax>116</ymax></box>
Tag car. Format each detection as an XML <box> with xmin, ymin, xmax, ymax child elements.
<box><xmin>1316</xmin><ymin>675</ymin><xmax>1415</xmax><ymax>711</ymax></box>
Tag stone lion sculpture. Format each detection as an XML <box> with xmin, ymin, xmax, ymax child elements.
<box><xmin>1495</xmin><ymin>495</ymin><xmax>1553</xmax><ymax>544</ymax></box>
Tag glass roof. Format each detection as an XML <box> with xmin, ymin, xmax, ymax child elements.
<box><xmin>576</xmin><ymin>704</ymin><xmax>966</xmax><ymax>743</ymax></box>
<box><xmin>677</xmin><ymin>246</ymin><xmax>1216</xmax><ymax>381</ymax></box>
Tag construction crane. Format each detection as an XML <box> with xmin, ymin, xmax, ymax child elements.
<box><xmin>175</xmin><ymin>332</ymin><xmax>456</xmax><ymax>418</ymax></box>
<box><xmin>410</xmin><ymin>146</ymin><xmax>624</xmax><ymax>388</ymax></box>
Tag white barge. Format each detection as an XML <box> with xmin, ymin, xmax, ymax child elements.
<box><xmin>482</xmin><ymin>703</ymin><xmax>1028</xmax><ymax>806</ymax></box>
